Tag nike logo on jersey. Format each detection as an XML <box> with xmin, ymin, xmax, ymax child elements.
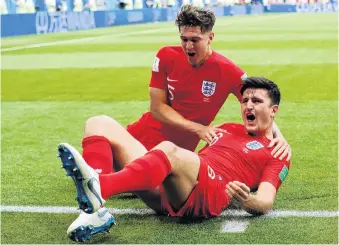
<box><xmin>167</xmin><ymin>76</ymin><xmax>178</xmax><ymax>82</ymax></box>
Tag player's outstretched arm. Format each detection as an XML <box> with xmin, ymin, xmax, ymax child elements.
<box><xmin>226</xmin><ymin>181</ymin><xmax>276</xmax><ymax>215</ymax></box>
<box><xmin>149</xmin><ymin>87</ymin><xmax>225</xmax><ymax>144</ymax></box>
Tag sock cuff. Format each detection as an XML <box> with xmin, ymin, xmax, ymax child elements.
<box><xmin>82</xmin><ymin>135</ymin><xmax>111</xmax><ymax>148</ymax></box>
<box><xmin>146</xmin><ymin>149</ymin><xmax>172</xmax><ymax>174</ymax></box>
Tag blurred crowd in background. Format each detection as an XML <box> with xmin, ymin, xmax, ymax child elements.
<box><xmin>0</xmin><ymin>0</ymin><xmax>335</xmax><ymax>14</ymax></box>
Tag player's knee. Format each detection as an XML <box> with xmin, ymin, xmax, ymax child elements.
<box><xmin>84</xmin><ymin>115</ymin><xmax>120</xmax><ymax>137</ymax></box>
<box><xmin>85</xmin><ymin>115</ymin><xmax>112</xmax><ymax>131</ymax></box>
<box><xmin>153</xmin><ymin>141</ymin><xmax>180</xmax><ymax>169</ymax></box>
<box><xmin>154</xmin><ymin>141</ymin><xmax>177</xmax><ymax>154</ymax></box>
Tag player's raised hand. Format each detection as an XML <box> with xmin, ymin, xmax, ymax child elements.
<box><xmin>268</xmin><ymin>135</ymin><xmax>291</xmax><ymax>161</ymax></box>
<box><xmin>226</xmin><ymin>181</ymin><xmax>250</xmax><ymax>203</ymax></box>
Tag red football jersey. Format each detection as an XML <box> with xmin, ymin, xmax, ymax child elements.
<box><xmin>198</xmin><ymin>123</ymin><xmax>290</xmax><ymax>191</ymax></box>
<box><xmin>136</xmin><ymin>46</ymin><xmax>246</xmax><ymax>151</ymax></box>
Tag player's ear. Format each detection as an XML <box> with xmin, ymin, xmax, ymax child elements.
<box><xmin>271</xmin><ymin>105</ymin><xmax>279</xmax><ymax>117</ymax></box>
<box><xmin>208</xmin><ymin>32</ymin><xmax>214</xmax><ymax>43</ymax></box>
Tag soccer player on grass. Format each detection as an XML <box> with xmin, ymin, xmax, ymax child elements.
<box><xmin>63</xmin><ymin>4</ymin><xmax>291</xmax><ymax>242</ymax></box>
<box><xmin>58</xmin><ymin>77</ymin><xmax>291</xmax><ymax>241</ymax></box>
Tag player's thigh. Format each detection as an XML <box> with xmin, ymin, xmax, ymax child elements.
<box><xmin>126</xmin><ymin>120</ymin><xmax>166</xmax><ymax>151</ymax></box>
<box><xmin>154</xmin><ymin>142</ymin><xmax>201</xmax><ymax>210</ymax></box>
<box><xmin>85</xmin><ymin>115</ymin><xmax>147</xmax><ymax>167</ymax></box>
<box><xmin>134</xmin><ymin>189</ymin><xmax>163</xmax><ymax>213</ymax></box>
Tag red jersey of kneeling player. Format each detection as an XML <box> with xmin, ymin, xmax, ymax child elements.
<box><xmin>159</xmin><ymin>123</ymin><xmax>290</xmax><ymax>218</ymax></box>
<box><xmin>127</xmin><ymin>46</ymin><xmax>247</xmax><ymax>151</ymax></box>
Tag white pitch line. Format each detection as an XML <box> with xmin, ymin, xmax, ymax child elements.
<box><xmin>1</xmin><ymin>205</ymin><xmax>338</xmax><ymax>217</ymax></box>
<box><xmin>1</xmin><ymin>13</ymin><xmax>287</xmax><ymax>53</ymax></box>
<box><xmin>221</xmin><ymin>209</ymin><xmax>339</xmax><ymax>218</ymax></box>
<box><xmin>221</xmin><ymin>220</ymin><xmax>249</xmax><ymax>233</ymax></box>
<box><xmin>0</xmin><ymin>27</ymin><xmax>171</xmax><ymax>52</ymax></box>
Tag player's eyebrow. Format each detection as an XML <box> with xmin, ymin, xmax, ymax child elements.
<box><xmin>242</xmin><ymin>95</ymin><xmax>263</xmax><ymax>101</ymax></box>
<box><xmin>250</xmin><ymin>96</ymin><xmax>263</xmax><ymax>101</ymax></box>
<box><xmin>180</xmin><ymin>35</ymin><xmax>201</xmax><ymax>40</ymax></box>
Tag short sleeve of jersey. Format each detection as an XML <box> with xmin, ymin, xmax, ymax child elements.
<box><xmin>230</xmin><ymin>64</ymin><xmax>247</xmax><ymax>102</ymax></box>
<box><xmin>149</xmin><ymin>47</ymin><xmax>168</xmax><ymax>90</ymax></box>
<box><xmin>260</xmin><ymin>159</ymin><xmax>290</xmax><ymax>191</ymax></box>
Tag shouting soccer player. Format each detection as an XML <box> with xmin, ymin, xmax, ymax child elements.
<box><xmin>62</xmin><ymin>4</ymin><xmax>291</xmax><ymax>242</ymax></box>
<box><xmin>58</xmin><ymin>77</ymin><xmax>291</xmax><ymax>241</ymax></box>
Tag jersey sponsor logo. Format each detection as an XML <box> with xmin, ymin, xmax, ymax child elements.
<box><xmin>241</xmin><ymin>73</ymin><xmax>248</xmax><ymax>81</ymax></box>
<box><xmin>202</xmin><ymin>80</ymin><xmax>216</xmax><ymax>97</ymax></box>
<box><xmin>279</xmin><ymin>165</ymin><xmax>289</xmax><ymax>182</ymax></box>
<box><xmin>246</xmin><ymin>141</ymin><xmax>264</xmax><ymax>150</ymax></box>
<box><xmin>152</xmin><ymin>57</ymin><xmax>160</xmax><ymax>72</ymax></box>
<box><xmin>207</xmin><ymin>165</ymin><xmax>216</xmax><ymax>180</ymax></box>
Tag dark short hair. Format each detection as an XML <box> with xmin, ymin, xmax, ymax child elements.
<box><xmin>240</xmin><ymin>76</ymin><xmax>281</xmax><ymax>105</ymax></box>
<box><xmin>175</xmin><ymin>4</ymin><xmax>216</xmax><ymax>34</ymax></box>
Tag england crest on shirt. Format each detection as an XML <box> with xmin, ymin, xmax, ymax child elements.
<box><xmin>246</xmin><ymin>141</ymin><xmax>264</xmax><ymax>150</ymax></box>
<box><xmin>202</xmin><ymin>80</ymin><xmax>216</xmax><ymax>97</ymax></box>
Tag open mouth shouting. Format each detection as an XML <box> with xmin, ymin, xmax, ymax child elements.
<box><xmin>187</xmin><ymin>52</ymin><xmax>196</xmax><ymax>57</ymax></box>
<box><xmin>245</xmin><ymin>112</ymin><xmax>256</xmax><ymax>123</ymax></box>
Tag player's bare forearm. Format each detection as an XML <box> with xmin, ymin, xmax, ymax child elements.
<box><xmin>226</xmin><ymin>181</ymin><xmax>273</xmax><ymax>215</ymax></box>
<box><xmin>151</xmin><ymin>102</ymin><xmax>203</xmax><ymax>133</ymax></box>
<box><xmin>241</xmin><ymin>182</ymin><xmax>277</xmax><ymax>215</ymax></box>
<box><xmin>149</xmin><ymin>87</ymin><xmax>203</xmax><ymax>134</ymax></box>
<box><xmin>241</xmin><ymin>193</ymin><xmax>273</xmax><ymax>215</ymax></box>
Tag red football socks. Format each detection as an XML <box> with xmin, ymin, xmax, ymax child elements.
<box><xmin>82</xmin><ymin>136</ymin><xmax>114</xmax><ymax>174</ymax></box>
<box><xmin>99</xmin><ymin>150</ymin><xmax>172</xmax><ymax>200</ymax></box>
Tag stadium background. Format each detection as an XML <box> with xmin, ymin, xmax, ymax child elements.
<box><xmin>0</xmin><ymin>0</ymin><xmax>338</xmax><ymax>15</ymax></box>
<box><xmin>1</xmin><ymin>0</ymin><xmax>338</xmax><ymax>244</ymax></box>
